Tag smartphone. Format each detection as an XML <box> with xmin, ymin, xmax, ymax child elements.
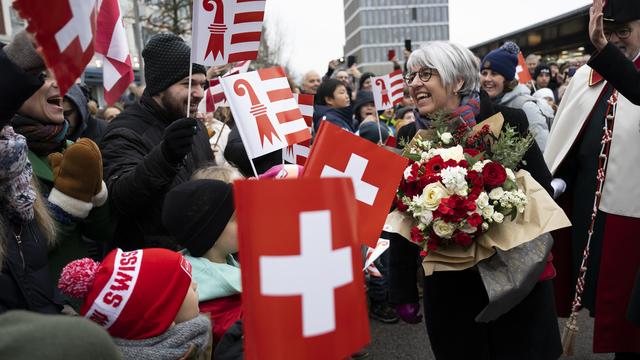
<box><xmin>347</xmin><ymin>55</ymin><xmax>356</xmax><ymax>68</ymax></box>
<box><xmin>405</xmin><ymin>39</ymin><xmax>412</xmax><ymax>52</ymax></box>
<box><xmin>388</xmin><ymin>49</ymin><xmax>396</xmax><ymax>61</ymax></box>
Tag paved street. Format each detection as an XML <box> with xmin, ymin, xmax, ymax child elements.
<box><xmin>367</xmin><ymin>310</ymin><xmax>611</xmax><ymax>359</ymax></box>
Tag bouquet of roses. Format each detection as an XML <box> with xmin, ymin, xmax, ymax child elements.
<box><xmin>396</xmin><ymin>113</ymin><xmax>534</xmax><ymax>256</ymax></box>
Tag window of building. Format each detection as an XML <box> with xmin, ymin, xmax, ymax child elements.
<box><xmin>411</xmin><ymin>7</ymin><xmax>417</xmax><ymax>21</ymax></box>
<box><xmin>0</xmin><ymin>5</ymin><xmax>5</xmax><ymax>36</ymax></box>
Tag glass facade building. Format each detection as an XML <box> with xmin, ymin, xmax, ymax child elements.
<box><xmin>343</xmin><ymin>0</ymin><xmax>449</xmax><ymax>74</ymax></box>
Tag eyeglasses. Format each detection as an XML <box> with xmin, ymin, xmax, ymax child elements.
<box><xmin>404</xmin><ymin>67</ymin><xmax>438</xmax><ymax>85</ymax></box>
<box><xmin>604</xmin><ymin>27</ymin><xmax>632</xmax><ymax>40</ymax></box>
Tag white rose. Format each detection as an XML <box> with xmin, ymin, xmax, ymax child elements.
<box><xmin>440</xmin><ymin>132</ymin><xmax>453</xmax><ymax>144</ymax></box>
<box><xmin>506</xmin><ymin>168</ymin><xmax>516</xmax><ymax>182</ymax></box>
<box><xmin>420</xmin><ymin>182</ymin><xmax>448</xmax><ymax>211</ymax></box>
<box><xmin>419</xmin><ymin>211</ymin><xmax>433</xmax><ymax>226</ymax></box>
<box><xmin>476</xmin><ymin>192</ymin><xmax>490</xmax><ymax>208</ymax></box>
<box><xmin>432</xmin><ymin>219</ymin><xmax>456</xmax><ymax>239</ymax></box>
<box><xmin>481</xmin><ymin>222</ymin><xmax>490</xmax><ymax>231</ymax></box>
<box><xmin>481</xmin><ymin>205</ymin><xmax>495</xmax><ymax>219</ymax></box>
<box><xmin>492</xmin><ymin>212</ymin><xmax>505</xmax><ymax>223</ymax></box>
<box><xmin>489</xmin><ymin>187</ymin><xmax>505</xmax><ymax>200</ymax></box>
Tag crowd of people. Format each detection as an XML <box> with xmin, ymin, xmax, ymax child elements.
<box><xmin>1</xmin><ymin>0</ymin><xmax>639</xmax><ymax>359</ymax></box>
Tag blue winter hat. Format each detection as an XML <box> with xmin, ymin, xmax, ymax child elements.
<box><xmin>480</xmin><ymin>42</ymin><xmax>519</xmax><ymax>81</ymax></box>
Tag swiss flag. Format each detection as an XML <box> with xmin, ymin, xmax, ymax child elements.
<box><xmin>303</xmin><ymin>121</ymin><xmax>408</xmax><ymax>247</ymax></box>
<box><xmin>234</xmin><ymin>177</ymin><xmax>370</xmax><ymax>360</ymax></box>
<box><xmin>13</xmin><ymin>0</ymin><xmax>97</xmax><ymax>96</ymax></box>
<box><xmin>516</xmin><ymin>51</ymin><xmax>533</xmax><ymax>84</ymax></box>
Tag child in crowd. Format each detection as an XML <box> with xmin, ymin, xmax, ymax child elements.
<box><xmin>58</xmin><ymin>248</ymin><xmax>211</xmax><ymax>360</ymax></box>
<box><xmin>162</xmin><ymin>179</ymin><xmax>242</xmax><ymax>350</ymax></box>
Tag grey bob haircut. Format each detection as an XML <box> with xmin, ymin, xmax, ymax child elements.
<box><xmin>407</xmin><ymin>41</ymin><xmax>481</xmax><ymax>96</ymax></box>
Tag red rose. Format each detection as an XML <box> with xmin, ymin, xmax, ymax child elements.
<box><xmin>453</xmin><ymin>231</ymin><xmax>473</xmax><ymax>247</ymax></box>
<box><xmin>424</xmin><ymin>155</ymin><xmax>444</xmax><ymax>175</ymax></box>
<box><xmin>467</xmin><ymin>213</ymin><xmax>483</xmax><ymax>227</ymax></box>
<box><xmin>419</xmin><ymin>250</ymin><xmax>428</xmax><ymax>257</ymax></box>
<box><xmin>482</xmin><ymin>162</ymin><xmax>507</xmax><ymax>187</ymax></box>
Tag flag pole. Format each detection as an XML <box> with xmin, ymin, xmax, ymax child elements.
<box><xmin>376</xmin><ymin>117</ymin><xmax>383</xmax><ymax>146</ymax></box>
<box><xmin>186</xmin><ymin>63</ymin><xmax>194</xmax><ymax>118</ymax></box>
<box><xmin>249</xmin><ymin>157</ymin><xmax>259</xmax><ymax>178</ymax></box>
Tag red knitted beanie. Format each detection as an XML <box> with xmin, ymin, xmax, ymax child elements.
<box><xmin>59</xmin><ymin>248</ymin><xmax>192</xmax><ymax>340</ymax></box>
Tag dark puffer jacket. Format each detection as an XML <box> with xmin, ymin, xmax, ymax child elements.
<box><xmin>100</xmin><ymin>95</ymin><xmax>214</xmax><ymax>251</ymax></box>
<box><xmin>0</xmin><ymin>219</ymin><xmax>61</xmax><ymax>314</ymax></box>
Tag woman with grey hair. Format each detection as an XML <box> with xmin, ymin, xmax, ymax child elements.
<box><xmin>389</xmin><ymin>41</ymin><xmax>561</xmax><ymax>360</ymax></box>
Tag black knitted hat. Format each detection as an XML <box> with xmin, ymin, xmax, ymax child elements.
<box><xmin>142</xmin><ymin>33</ymin><xmax>206</xmax><ymax>96</ymax></box>
<box><xmin>162</xmin><ymin>179</ymin><xmax>235</xmax><ymax>257</ymax></box>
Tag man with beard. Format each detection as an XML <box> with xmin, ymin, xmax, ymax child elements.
<box><xmin>100</xmin><ymin>33</ymin><xmax>213</xmax><ymax>251</ymax></box>
<box><xmin>544</xmin><ymin>0</ymin><xmax>640</xmax><ymax>357</ymax></box>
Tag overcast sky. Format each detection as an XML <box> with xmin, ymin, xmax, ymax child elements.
<box><xmin>263</xmin><ymin>0</ymin><xmax>592</xmax><ymax>80</ymax></box>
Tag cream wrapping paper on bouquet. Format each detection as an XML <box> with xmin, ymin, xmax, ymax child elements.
<box><xmin>385</xmin><ymin>169</ymin><xmax>571</xmax><ymax>275</ymax></box>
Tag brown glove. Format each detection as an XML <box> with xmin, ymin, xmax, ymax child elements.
<box><xmin>48</xmin><ymin>138</ymin><xmax>103</xmax><ymax>218</ymax></box>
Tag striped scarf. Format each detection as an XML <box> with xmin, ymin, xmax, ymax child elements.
<box><xmin>449</xmin><ymin>92</ymin><xmax>481</xmax><ymax>127</ymax></box>
<box><xmin>11</xmin><ymin>114</ymin><xmax>68</xmax><ymax>156</ymax></box>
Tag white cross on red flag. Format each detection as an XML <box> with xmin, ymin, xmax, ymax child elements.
<box><xmin>96</xmin><ymin>0</ymin><xmax>133</xmax><ymax>105</ymax></box>
<box><xmin>371</xmin><ymin>69</ymin><xmax>404</xmax><ymax>111</ymax></box>
<box><xmin>191</xmin><ymin>0</ymin><xmax>265</xmax><ymax>66</ymax></box>
<box><xmin>198</xmin><ymin>60</ymin><xmax>251</xmax><ymax>113</ymax></box>
<box><xmin>234</xmin><ymin>177</ymin><xmax>370</xmax><ymax>360</ymax></box>
<box><xmin>220</xmin><ymin>66</ymin><xmax>311</xmax><ymax>159</ymax></box>
<box><xmin>283</xmin><ymin>93</ymin><xmax>314</xmax><ymax>165</ymax></box>
<box><xmin>303</xmin><ymin>121</ymin><xmax>408</xmax><ymax>247</ymax></box>
<box><xmin>13</xmin><ymin>0</ymin><xmax>97</xmax><ymax>96</ymax></box>
<box><xmin>516</xmin><ymin>51</ymin><xmax>533</xmax><ymax>84</ymax></box>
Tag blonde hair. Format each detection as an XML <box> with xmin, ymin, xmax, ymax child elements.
<box><xmin>191</xmin><ymin>165</ymin><xmax>243</xmax><ymax>183</ymax></box>
<box><xmin>0</xmin><ymin>177</ymin><xmax>56</xmax><ymax>267</ymax></box>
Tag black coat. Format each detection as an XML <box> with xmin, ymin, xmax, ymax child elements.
<box><xmin>388</xmin><ymin>92</ymin><xmax>559</xmax><ymax>359</ymax></box>
<box><xmin>0</xmin><ymin>47</ymin><xmax>43</xmax><ymax>127</ymax></box>
<box><xmin>588</xmin><ymin>42</ymin><xmax>640</xmax><ymax>105</ymax></box>
<box><xmin>100</xmin><ymin>96</ymin><xmax>214</xmax><ymax>251</ymax></box>
<box><xmin>0</xmin><ymin>219</ymin><xmax>61</xmax><ymax>314</ymax></box>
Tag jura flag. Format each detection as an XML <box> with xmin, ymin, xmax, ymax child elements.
<box><xmin>220</xmin><ymin>67</ymin><xmax>311</xmax><ymax>159</ymax></box>
<box><xmin>13</xmin><ymin>0</ymin><xmax>97</xmax><ymax>96</ymax></box>
<box><xmin>283</xmin><ymin>93</ymin><xmax>314</xmax><ymax>165</ymax></box>
<box><xmin>191</xmin><ymin>0</ymin><xmax>265</xmax><ymax>66</ymax></box>
<box><xmin>516</xmin><ymin>52</ymin><xmax>533</xmax><ymax>84</ymax></box>
<box><xmin>96</xmin><ymin>0</ymin><xmax>133</xmax><ymax>105</ymax></box>
<box><xmin>303</xmin><ymin>121</ymin><xmax>408</xmax><ymax>247</ymax></box>
<box><xmin>371</xmin><ymin>69</ymin><xmax>404</xmax><ymax>111</ymax></box>
<box><xmin>198</xmin><ymin>60</ymin><xmax>251</xmax><ymax>113</ymax></box>
<box><xmin>234</xmin><ymin>177</ymin><xmax>370</xmax><ymax>360</ymax></box>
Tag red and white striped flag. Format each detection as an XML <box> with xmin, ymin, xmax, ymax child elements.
<box><xmin>191</xmin><ymin>0</ymin><xmax>265</xmax><ymax>66</ymax></box>
<box><xmin>220</xmin><ymin>67</ymin><xmax>311</xmax><ymax>159</ymax></box>
<box><xmin>96</xmin><ymin>0</ymin><xmax>133</xmax><ymax>105</ymax></box>
<box><xmin>371</xmin><ymin>69</ymin><xmax>404</xmax><ymax>111</ymax></box>
<box><xmin>283</xmin><ymin>93</ymin><xmax>314</xmax><ymax>165</ymax></box>
<box><xmin>199</xmin><ymin>60</ymin><xmax>251</xmax><ymax>113</ymax></box>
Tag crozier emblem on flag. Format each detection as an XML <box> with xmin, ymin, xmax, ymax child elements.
<box><xmin>283</xmin><ymin>93</ymin><xmax>314</xmax><ymax>165</ymax></box>
<box><xmin>234</xmin><ymin>178</ymin><xmax>370</xmax><ymax>360</ymax></box>
<box><xmin>191</xmin><ymin>0</ymin><xmax>265</xmax><ymax>66</ymax></box>
<box><xmin>303</xmin><ymin>122</ymin><xmax>408</xmax><ymax>247</ymax></box>
<box><xmin>198</xmin><ymin>60</ymin><xmax>251</xmax><ymax>113</ymax></box>
<box><xmin>371</xmin><ymin>69</ymin><xmax>404</xmax><ymax>111</ymax></box>
<box><xmin>13</xmin><ymin>0</ymin><xmax>97</xmax><ymax>95</ymax></box>
<box><xmin>220</xmin><ymin>67</ymin><xmax>311</xmax><ymax>159</ymax></box>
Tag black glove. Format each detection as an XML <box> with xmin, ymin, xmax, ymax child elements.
<box><xmin>161</xmin><ymin>117</ymin><xmax>198</xmax><ymax>164</ymax></box>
